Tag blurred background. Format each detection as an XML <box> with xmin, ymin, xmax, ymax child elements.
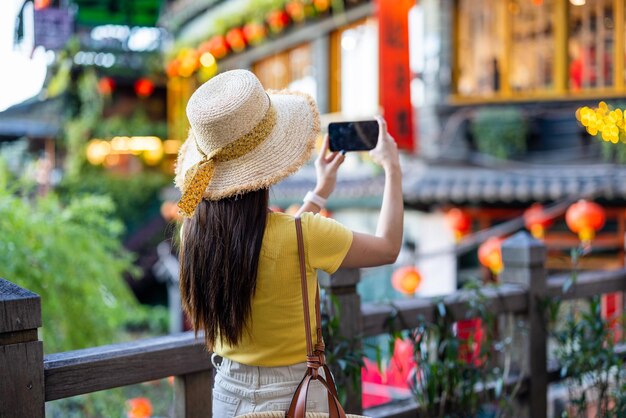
<box><xmin>2</xmin><ymin>0</ymin><xmax>626</xmax><ymax>416</ymax></box>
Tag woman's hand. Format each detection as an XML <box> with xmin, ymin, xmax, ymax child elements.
<box><xmin>313</xmin><ymin>134</ymin><xmax>345</xmax><ymax>199</ymax></box>
<box><xmin>369</xmin><ymin>116</ymin><xmax>400</xmax><ymax>171</ymax></box>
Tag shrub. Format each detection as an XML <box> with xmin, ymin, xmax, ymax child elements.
<box><xmin>470</xmin><ymin>108</ymin><xmax>528</xmax><ymax>159</ymax></box>
<box><xmin>0</xmin><ymin>187</ymin><xmax>139</xmax><ymax>353</ymax></box>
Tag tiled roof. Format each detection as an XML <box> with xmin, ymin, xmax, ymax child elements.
<box><xmin>403</xmin><ymin>163</ymin><xmax>626</xmax><ymax>206</ymax></box>
<box><xmin>271</xmin><ymin>161</ymin><xmax>626</xmax><ymax>208</ymax></box>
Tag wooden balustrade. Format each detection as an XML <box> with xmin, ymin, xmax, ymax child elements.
<box><xmin>2</xmin><ymin>231</ymin><xmax>626</xmax><ymax>417</ymax></box>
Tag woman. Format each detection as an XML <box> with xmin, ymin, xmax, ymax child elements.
<box><xmin>175</xmin><ymin>70</ymin><xmax>403</xmax><ymax>417</ymax></box>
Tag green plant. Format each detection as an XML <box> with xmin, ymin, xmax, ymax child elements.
<box><xmin>321</xmin><ymin>293</ymin><xmax>368</xmax><ymax>405</ymax></box>
<box><xmin>547</xmin><ymin>249</ymin><xmax>626</xmax><ymax>418</ymax></box>
<box><xmin>57</xmin><ymin>168</ymin><xmax>171</xmax><ymax>235</ymax></box>
<box><xmin>0</xmin><ymin>185</ymin><xmax>139</xmax><ymax>353</ymax></box>
<box><xmin>387</xmin><ymin>281</ymin><xmax>523</xmax><ymax>418</ymax></box>
<box><xmin>469</xmin><ymin>108</ymin><xmax>528</xmax><ymax>159</ymax></box>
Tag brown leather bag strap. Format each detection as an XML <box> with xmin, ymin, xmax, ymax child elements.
<box><xmin>289</xmin><ymin>217</ymin><xmax>346</xmax><ymax>418</ymax></box>
<box><xmin>295</xmin><ymin>217</ymin><xmax>314</xmax><ymax>357</ymax></box>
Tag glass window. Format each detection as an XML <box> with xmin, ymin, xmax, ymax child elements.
<box><xmin>568</xmin><ymin>0</ymin><xmax>614</xmax><ymax>91</ymax></box>
<box><xmin>456</xmin><ymin>0</ymin><xmax>500</xmax><ymax>96</ymax></box>
<box><xmin>339</xmin><ymin>18</ymin><xmax>378</xmax><ymax>117</ymax></box>
<box><xmin>509</xmin><ymin>0</ymin><xmax>554</xmax><ymax>92</ymax></box>
<box><xmin>252</xmin><ymin>43</ymin><xmax>317</xmax><ymax>100</ymax></box>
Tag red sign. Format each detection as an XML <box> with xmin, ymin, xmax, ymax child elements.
<box><xmin>377</xmin><ymin>0</ymin><xmax>415</xmax><ymax>151</ymax></box>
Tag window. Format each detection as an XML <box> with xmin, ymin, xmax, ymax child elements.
<box><xmin>568</xmin><ymin>0</ymin><xmax>614</xmax><ymax>91</ymax></box>
<box><xmin>330</xmin><ymin>18</ymin><xmax>379</xmax><ymax>117</ymax></box>
<box><xmin>454</xmin><ymin>0</ymin><xmax>624</xmax><ymax>99</ymax></box>
<box><xmin>252</xmin><ymin>43</ymin><xmax>317</xmax><ymax>100</ymax></box>
<box><xmin>510</xmin><ymin>0</ymin><xmax>555</xmax><ymax>92</ymax></box>
<box><xmin>456</xmin><ymin>0</ymin><xmax>500</xmax><ymax>96</ymax></box>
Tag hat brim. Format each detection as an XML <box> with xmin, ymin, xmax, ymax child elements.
<box><xmin>174</xmin><ymin>90</ymin><xmax>320</xmax><ymax>201</ymax></box>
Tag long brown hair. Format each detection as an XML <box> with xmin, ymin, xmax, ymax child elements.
<box><xmin>178</xmin><ymin>188</ymin><xmax>269</xmax><ymax>349</ymax></box>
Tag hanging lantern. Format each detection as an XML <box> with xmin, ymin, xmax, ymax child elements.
<box><xmin>391</xmin><ymin>266</ymin><xmax>422</xmax><ymax>295</ymax></box>
<box><xmin>243</xmin><ymin>21</ymin><xmax>267</xmax><ymax>45</ymax></box>
<box><xmin>566</xmin><ymin>199</ymin><xmax>606</xmax><ymax>243</ymax></box>
<box><xmin>200</xmin><ymin>36</ymin><xmax>229</xmax><ymax>59</ymax></box>
<box><xmin>134</xmin><ymin>78</ymin><xmax>154</xmax><ymax>98</ymax></box>
<box><xmin>478</xmin><ymin>237</ymin><xmax>503</xmax><ymax>275</ymax></box>
<box><xmin>285</xmin><ymin>0</ymin><xmax>306</xmax><ymax>22</ymax></box>
<box><xmin>445</xmin><ymin>208</ymin><xmax>472</xmax><ymax>241</ymax></box>
<box><xmin>225</xmin><ymin>28</ymin><xmax>247</xmax><ymax>53</ymax></box>
<box><xmin>165</xmin><ymin>59</ymin><xmax>180</xmax><ymax>78</ymax></box>
<box><xmin>523</xmin><ymin>203</ymin><xmax>553</xmax><ymax>239</ymax></box>
<box><xmin>319</xmin><ymin>208</ymin><xmax>332</xmax><ymax>218</ymax></box>
<box><xmin>313</xmin><ymin>0</ymin><xmax>330</xmax><ymax>12</ymax></box>
<box><xmin>97</xmin><ymin>77</ymin><xmax>115</xmax><ymax>95</ymax></box>
<box><xmin>177</xmin><ymin>48</ymin><xmax>200</xmax><ymax>77</ymax></box>
<box><xmin>266</xmin><ymin>10</ymin><xmax>290</xmax><ymax>33</ymax></box>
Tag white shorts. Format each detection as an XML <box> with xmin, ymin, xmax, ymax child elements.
<box><xmin>211</xmin><ymin>353</ymin><xmax>331</xmax><ymax>418</ymax></box>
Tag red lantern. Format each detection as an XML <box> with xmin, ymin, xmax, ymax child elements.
<box><xmin>285</xmin><ymin>0</ymin><xmax>306</xmax><ymax>22</ymax></box>
<box><xmin>97</xmin><ymin>77</ymin><xmax>115</xmax><ymax>95</ymax></box>
<box><xmin>134</xmin><ymin>78</ymin><xmax>154</xmax><ymax>98</ymax></box>
<box><xmin>566</xmin><ymin>199</ymin><xmax>606</xmax><ymax>243</ymax></box>
<box><xmin>445</xmin><ymin>208</ymin><xmax>472</xmax><ymax>241</ymax></box>
<box><xmin>523</xmin><ymin>203</ymin><xmax>553</xmax><ymax>239</ymax></box>
<box><xmin>225</xmin><ymin>28</ymin><xmax>247</xmax><ymax>52</ymax></box>
<box><xmin>478</xmin><ymin>237</ymin><xmax>503</xmax><ymax>275</ymax></box>
<box><xmin>201</xmin><ymin>36</ymin><xmax>229</xmax><ymax>59</ymax></box>
<box><xmin>266</xmin><ymin>10</ymin><xmax>290</xmax><ymax>33</ymax></box>
<box><xmin>243</xmin><ymin>21</ymin><xmax>267</xmax><ymax>45</ymax></box>
<box><xmin>391</xmin><ymin>266</ymin><xmax>422</xmax><ymax>295</ymax></box>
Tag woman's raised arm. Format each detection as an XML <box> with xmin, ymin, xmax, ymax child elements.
<box><xmin>340</xmin><ymin>116</ymin><xmax>404</xmax><ymax>268</ymax></box>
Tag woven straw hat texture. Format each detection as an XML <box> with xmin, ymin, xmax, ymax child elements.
<box><xmin>174</xmin><ymin>69</ymin><xmax>320</xmax><ymax>201</ymax></box>
<box><xmin>236</xmin><ymin>412</ymin><xmax>369</xmax><ymax>418</ymax></box>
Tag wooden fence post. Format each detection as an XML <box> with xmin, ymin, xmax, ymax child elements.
<box><xmin>174</xmin><ymin>369</ymin><xmax>214</xmax><ymax>418</ymax></box>
<box><xmin>0</xmin><ymin>278</ymin><xmax>44</xmax><ymax>418</ymax></box>
<box><xmin>319</xmin><ymin>268</ymin><xmax>363</xmax><ymax>414</ymax></box>
<box><xmin>501</xmin><ymin>232</ymin><xmax>547</xmax><ymax>418</ymax></box>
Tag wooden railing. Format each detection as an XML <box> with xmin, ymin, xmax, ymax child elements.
<box><xmin>2</xmin><ymin>231</ymin><xmax>626</xmax><ymax>417</ymax></box>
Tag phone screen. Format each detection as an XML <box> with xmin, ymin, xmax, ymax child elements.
<box><xmin>328</xmin><ymin>120</ymin><xmax>379</xmax><ymax>152</ymax></box>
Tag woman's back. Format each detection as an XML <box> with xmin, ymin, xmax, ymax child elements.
<box><xmin>214</xmin><ymin>211</ymin><xmax>352</xmax><ymax>366</ymax></box>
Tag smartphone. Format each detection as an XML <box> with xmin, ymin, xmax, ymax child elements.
<box><xmin>328</xmin><ymin>120</ymin><xmax>379</xmax><ymax>152</ymax></box>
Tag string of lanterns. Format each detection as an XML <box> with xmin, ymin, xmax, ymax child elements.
<box><xmin>440</xmin><ymin>200</ymin><xmax>608</xmax><ymax>277</ymax></box>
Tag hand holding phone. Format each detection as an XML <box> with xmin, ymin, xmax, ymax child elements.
<box><xmin>328</xmin><ymin>120</ymin><xmax>379</xmax><ymax>152</ymax></box>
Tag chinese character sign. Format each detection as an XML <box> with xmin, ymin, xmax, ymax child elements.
<box><xmin>377</xmin><ymin>0</ymin><xmax>415</xmax><ymax>152</ymax></box>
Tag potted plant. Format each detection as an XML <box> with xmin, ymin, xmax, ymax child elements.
<box><xmin>469</xmin><ymin>107</ymin><xmax>528</xmax><ymax>160</ymax></box>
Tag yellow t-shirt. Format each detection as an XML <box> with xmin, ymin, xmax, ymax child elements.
<box><xmin>214</xmin><ymin>211</ymin><xmax>353</xmax><ymax>366</ymax></box>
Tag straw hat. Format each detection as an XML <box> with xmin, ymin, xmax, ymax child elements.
<box><xmin>174</xmin><ymin>69</ymin><xmax>320</xmax><ymax>217</ymax></box>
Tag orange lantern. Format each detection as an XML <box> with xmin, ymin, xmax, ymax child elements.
<box><xmin>523</xmin><ymin>203</ymin><xmax>553</xmax><ymax>239</ymax></box>
<box><xmin>391</xmin><ymin>266</ymin><xmax>422</xmax><ymax>295</ymax></box>
<box><xmin>445</xmin><ymin>208</ymin><xmax>472</xmax><ymax>241</ymax></box>
<box><xmin>266</xmin><ymin>10</ymin><xmax>290</xmax><ymax>33</ymax></box>
<box><xmin>566</xmin><ymin>199</ymin><xmax>606</xmax><ymax>243</ymax></box>
<box><xmin>478</xmin><ymin>237</ymin><xmax>503</xmax><ymax>275</ymax></box>
<box><xmin>165</xmin><ymin>59</ymin><xmax>180</xmax><ymax>78</ymax></box>
<box><xmin>313</xmin><ymin>0</ymin><xmax>330</xmax><ymax>12</ymax></box>
<box><xmin>201</xmin><ymin>36</ymin><xmax>229</xmax><ymax>59</ymax></box>
<box><xmin>225</xmin><ymin>28</ymin><xmax>247</xmax><ymax>52</ymax></box>
<box><xmin>285</xmin><ymin>0</ymin><xmax>306</xmax><ymax>22</ymax></box>
<box><xmin>243</xmin><ymin>21</ymin><xmax>267</xmax><ymax>45</ymax></box>
<box><xmin>134</xmin><ymin>78</ymin><xmax>154</xmax><ymax>98</ymax></box>
<box><xmin>319</xmin><ymin>208</ymin><xmax>332</xmax><ymax>218</ymax></box>
<box><xmin>126</xmin><ymin>397</ymin><xmax>153</xmax><ymax>418</ymax></box>
<box><xmin>97</xmin><ymin>77</ymin><xmax>115</xmax><ymax>95</ymax></box>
